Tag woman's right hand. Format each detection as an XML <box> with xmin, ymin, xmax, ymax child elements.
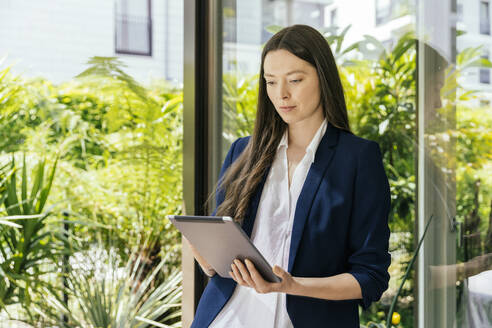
<box><xmin>184</xmin><ymin>237</ymin><xmax>216</xmax><ymax>277</ymax></box>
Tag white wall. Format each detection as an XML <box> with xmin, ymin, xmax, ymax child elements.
<box><xmin>164</xmin><ymin>0</ymin><xmax>183</xmax><ymax>84</ymax></box>
<box><xmin>0</xmin><ymin>0</ymin><xmax>183</xmax><ymax>85</ymax></box>
<box><xmin>223</xmin><ymin>0</ymin><xmax>263</xmax><ymax>76</ymax></box>
<box><xmin>457</xmin><ymin>0</ymin><xmax>492</xmax><ymax>103</ymax></box>
<box><xmin>327</xmin><ymin>0</ymin><xmax>492</xmax><ymax>105</ymax></box>
<box><xmin>326</xmin><ymin>0</ymin><xmax>413</xmax><ymax>49</ymax></box>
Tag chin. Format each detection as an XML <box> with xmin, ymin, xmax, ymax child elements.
<box><xmin>282</xmin><ymin>116</ymin><xmax>305</xmax><ymax>126</ymax></box>
<box><xmin>279</xmin><ymin>116</ymin><xmax>295</xmax><ymax>125</ymax></box>
<box><xmin>276</xmin><ymin>113</ymin><xmax>295</xmax><ymax>124</ymax></box>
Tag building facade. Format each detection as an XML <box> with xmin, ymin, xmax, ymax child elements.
<box><xmin>0</xmin><ymin>0</ymin><xmax>183</xmax><ymax>84</ymax></box>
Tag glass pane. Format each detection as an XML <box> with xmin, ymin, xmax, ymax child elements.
<box><xmin>220</xmin><ymin>0</ymin><xmax>492</xmax><ymax>327</ymax></box>
<box><xmin>221</xmin><ymin>0</ymin><xmax>418</xmax><ymax>327</ymax></box>
<box><xmin>222</xmin><ymin>0</ymin><xmax>330</xmax><ymax>159</ymax></box>
<box><xmin>455</xmin><ymin>0</ymin><xmax>492</xmax><ymax>326</ymax></box>
<box><xmin>0</xmin><ymin>0</ymin><xmax>183</xmax><ymax>325</ymax></box>
<box><xmin>417</xmin><ymin>0</ymin><xmax>492</xmax><ymax>327</ymax></box>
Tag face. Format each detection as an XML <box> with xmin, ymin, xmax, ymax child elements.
<box><xmin>263</xmin><ymin>49</ymin><xmax>324</xmax><ymax>126</ymax></box>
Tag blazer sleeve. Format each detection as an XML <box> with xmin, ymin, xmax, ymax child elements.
<box><xmin>347</xmin><ymin>141</ymin><xmax>391</xmax><ymax>310</ymax></box>
<box><xmin>210</xmin><ymin>138</ymin><xmax>239</xmax><ymax>216</ymax></box>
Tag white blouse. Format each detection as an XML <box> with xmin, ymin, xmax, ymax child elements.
<box><xmin>209</xmin><ymin>119</ymin><xmax>328</xmax><ymax>328</ymax></box>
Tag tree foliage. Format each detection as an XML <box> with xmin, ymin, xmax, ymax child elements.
<box><xmin>0</xmin><ymin>58</ymin><xmax>184</xmax><ymax>325</ymax></box>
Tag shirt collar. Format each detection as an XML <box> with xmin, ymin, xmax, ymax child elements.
<box><xmin>278</xmin><ymin>129</ymin><xmax>289</xmax><ymax>149</ymax></box>
<box><xmin>277</xmin><ymin>119</ymin><xmax>328</xmax><ymax>164</ymax></box>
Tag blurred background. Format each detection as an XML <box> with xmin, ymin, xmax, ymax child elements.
<box><xmin>0</xmin><ymin>0</ymin><xmax>490</xmax><ymax>327</ymax></box>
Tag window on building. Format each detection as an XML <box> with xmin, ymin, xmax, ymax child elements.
<box><xmin>480</xmin><ymin>50</ymin><xmax>490</xmax><ymax>84</ymax></box>
<box><xmin>330</xmin><ymin>8</ymin><xmax>338</xmax><ymax>27</ymax></box>
<box><xmin>261</xmin><ymin>0</ymin><xmax>325</xmax><ymax>44</ymax></box>
<box><xmin>457</xmin><ymin>4</ymin><xmax>463</xmax><ymax>22</ymax></box>
<box><xmin>480</xmin><ymin>1</ymin><xmax>491</xmax><ymax>35</ymax></box>
<box><xmin>382</xmin><ymin>38</ymin><xmax>393</xmax><ymax>50</ymax></box>
<box><xmin>291</xmin><ymin>2</ymin><xmax>325</xmax><ymax>28</ymax></box>
<box><xmin>375</xmin><ymin>0</ymin><xmax>391</xmax><ymax>25</ymax></box>
<box><xmin>376</xmin><ymin>0</ymin><xmax>412</xmax><ymax>25</ymax></box>
<box><xmin>223</xmin><ymin>0</ymin><xmax>237</xmax><ymax>43</ymax></box>
<box><xmin>115</xmin><ymin>0</ymin><xmax>152</xmax><ymax>56</ymax></box>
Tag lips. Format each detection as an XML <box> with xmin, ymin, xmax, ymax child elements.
<box><xmin>279</xmin><ymin>105</ymin><xmax>296</xmax><ymax>112</ymax></box>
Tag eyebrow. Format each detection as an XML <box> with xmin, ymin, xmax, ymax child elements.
<box><xmin>263</xmin><ymin>70</ymin><xmax>307</xmax><ymax>77</ymax></box>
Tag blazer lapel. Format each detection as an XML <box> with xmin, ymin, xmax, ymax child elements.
<box><xmin>288</xmin><ymin>124</ymin><xmax>339</xmax><ymax>272</ymax></box>
<box><xmin>242</xmin><ymin>166</ymin><xmax>270</xmax><ymax>237</ymax></box>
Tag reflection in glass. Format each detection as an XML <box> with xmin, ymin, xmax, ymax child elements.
<box><xmin>418</xmin><ymin>0</ymin><xmax>492</xmax><ymax>327</ymax></box>
<box><xmin>480</xmin><ymin>50</ymin><xmax>491</xmax><ymax>84</ymax></box>
<box><xmin>220</xmin><ymin>0</ymin><xmax>492</xmax><ymax>327</ymax></box>
<box><xmin>480</xmin><ymin>1</ymin><xmax>491</xmax><ymax>35</ymax></box>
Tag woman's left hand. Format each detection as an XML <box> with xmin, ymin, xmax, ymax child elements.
<box><xmin>230</xmin><ymin>259</ymin><xmax>297</xmax><ymax>294</ymax></box>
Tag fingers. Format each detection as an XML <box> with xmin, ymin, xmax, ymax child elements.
<box><xmin>230</xmin><ymin>261</ymin><xmax>248</xmax><ymax>286</ymax></box>
<box><xmin>273</xmin><ymin>265</ymin><xmax>286</xmax><ymax>279</ymax></box>
<box><xmin>230</xmin><ymin>259</ymin><xmax>282</xmax><ymax>294</ymax></box>
<box><xmin>245</xmin><ymin>259</ymin><xmax>265</xmax><ymax>284</ymax></box>
<box><xmin>229</xmin><ymin>269</ymin><xmax>237</xmax><ymax>282</ymax></box>
<box><xmin>245</xmin><ymin>259</ymin><xmax>272</xmax><ymax>293</ymax></box>
<box><xmin>231</xmin><ymin>262</ymin><xmax>244</xmax><ymax>284</ymax></box>
<box><xmin>233</xmin><ymin>259</ymin><xmax>257</xmax><ymax>288</ymax></box>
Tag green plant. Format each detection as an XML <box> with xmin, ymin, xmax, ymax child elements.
<box><xmin>343</xmin><ymin>32</ymin><xmax>417</xmax><ymax>232</ymax></box>
<box><xmin>0</xmin><ymin>60</ymin><xmax>22</xmax><ymax>153</ymax></box>
<box><xmin>0</xmin><ymin>155</ymin><xmax>67</xmax><ymax>316</ymax></box>
<box><xmin>222</xmin><ymin>73</ymin><xmax>258</xmax><ymax>146</ymax></box>
<box><xmin>12</xmin><ymin>57</ymin><xmax>185</xmax><ymax>276</ymax></box>
<box><xmin>1</xmin><ymin>55</ymin><xmax>185</xmax><ymax>324</ymax></box>
<box><xmin>358</xmin><ymin>216</ymin><xmax>433</xmax><ymax>328</ymax></box>
<box><xmin>40</xmin><ymin>246</ymin><xmax>182</xmax><ymax>328</ymax></box>
<box><xmin>339</xmin><ymin>34</ymin><xmax>418</xmax><ymax>326</ymax></box>
<box><xmin>0</xmin><ymin>162</ymin><xmax>11</xmax><ymax>212</ymax></box>
<box><xmin>66</xmin><ymin>57</ymin><xmax>183</xmax><ymax>270</ymax></box>
<box><xmin>385</xmin><ymin>215</ymin><xmax>433</xmax><ymax>328</ymax></box>
<box><xmin>0</xmin><ymin>59</ymin><xmax>53</xmax><ymax>154</ymax></box>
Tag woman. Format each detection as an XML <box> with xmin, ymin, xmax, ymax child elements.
<box><xmin>188</xmin><ymin>24</ymin><xmax>391</xmax><ymax>327</ymax></box>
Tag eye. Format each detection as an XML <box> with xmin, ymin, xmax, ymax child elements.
<box><xmin>266</xmin><ymin>81</ymin><xmax>276</xmax><ymax>86</ymax></box>
<box><xmin>290</xmin><ymin>79</ymin><xmax>302</xmax><ymax>83</ymax></box>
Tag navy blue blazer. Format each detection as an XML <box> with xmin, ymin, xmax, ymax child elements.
<box><xmin>191</xmin><ymin>123</ymin><xmax>391</xmax><ymax>327</ymax></box>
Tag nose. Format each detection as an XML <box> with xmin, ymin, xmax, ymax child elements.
<box><xmin>277</xmin><ymin>81</ymin><xmax>290</xmax><ymax>101</ymax></box>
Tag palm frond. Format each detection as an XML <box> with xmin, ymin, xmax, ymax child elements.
<box><xmin>41</xmin><ymin>246</ymin><xmax>182</xmax><ymax>328</ymax></box>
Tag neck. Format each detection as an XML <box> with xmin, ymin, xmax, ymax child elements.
<box><xmin>288</xmin><ymin>112</ymin><xmax>325</xmax><ymax>150</ymax></box>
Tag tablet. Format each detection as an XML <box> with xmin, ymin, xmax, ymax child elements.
<box><xmin>167</xmin><ymin>215</ymin><xmax>281</xmax><ymax>283</ymax></box>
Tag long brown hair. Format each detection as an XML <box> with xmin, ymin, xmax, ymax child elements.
<box><xmin>215</xmin><ymin>24</ymin><xmax>351</xmax><ymax>224</ymax></box>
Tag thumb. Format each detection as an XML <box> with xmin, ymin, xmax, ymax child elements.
<box><xmin>273</xmin><ymin>265</ymin><xmax>288</xmax><ymax>278</ymax></box>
